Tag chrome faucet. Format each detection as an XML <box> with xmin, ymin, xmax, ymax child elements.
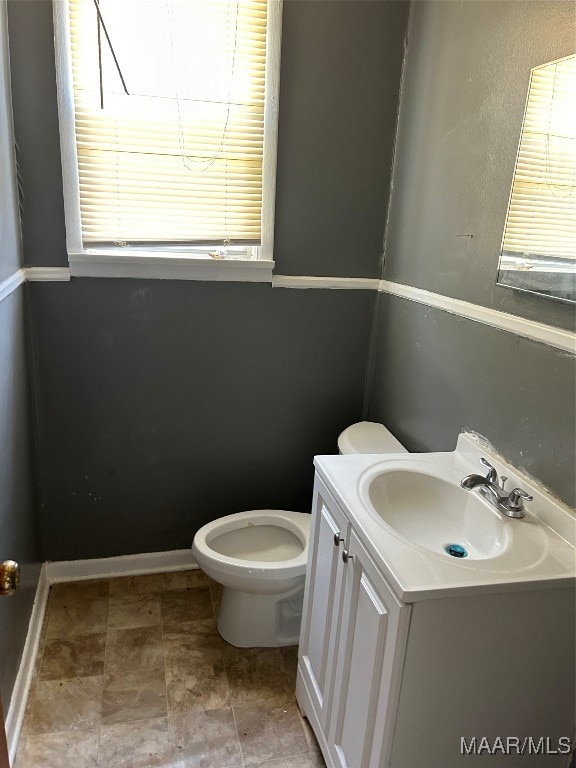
<box><xmin>461</xmin><ymin>458</ymin><xmax>533</xmax><ymax>519</ymax></box>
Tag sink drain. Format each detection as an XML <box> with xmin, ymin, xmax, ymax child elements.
<box><xmin>445</xmin><ymin>544</ymin><xmax>468</xmax><ymax>558</ymax></box>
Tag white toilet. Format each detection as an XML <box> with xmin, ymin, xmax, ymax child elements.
<box><xmin>192</xmin><ymin>422</ymin><xmax>407</xmax><ymax>647</ymax></box>
<box><xmin>337</xmin><ymin>420</ymin><xmax>408</xmax><ymax>455</ymax></box>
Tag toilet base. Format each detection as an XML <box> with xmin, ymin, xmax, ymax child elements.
<box><xmin>217</xmin><ymin>583</ymin><xmax>304</xmax><ymax>648</ymax></box>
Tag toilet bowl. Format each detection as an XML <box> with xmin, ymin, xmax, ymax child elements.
<box><xmin>192</xmin><ymin>510</ymin><xmax>310</xmax><ymax>647</ymax></box>
<box><xmin>191</xmin><ymin>422</ymin><xmax>406</xmax><ymax>648</ymax></box>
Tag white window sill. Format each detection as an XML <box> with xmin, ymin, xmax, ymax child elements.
<box><xmin>68</xmin><ymin>252</ymin><xmax>275</xmax><ymax>283</ymax></box>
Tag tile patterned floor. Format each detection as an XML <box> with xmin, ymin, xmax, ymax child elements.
<box><xmin>15</xmin><ymin>570</ymin><xmax>326</xmax><ymax>768</ymax></box>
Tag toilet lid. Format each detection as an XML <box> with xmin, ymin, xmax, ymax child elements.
<box><xmin>338</xmin><ymin>421</ymin><xmax>408</xmax><ymax>454</ymax></box>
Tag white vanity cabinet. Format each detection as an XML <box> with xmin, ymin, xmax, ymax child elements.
<box><xmin>297</xmin><ymin>476</ymin><xmax>411</xmax><ymax>768</ymax></box>
<box><xmin>297</xmin><ymin>476</ymin><xmax>350</xmax><ymax>731</ymax></box>
<box><xmin>297</xmin><ymin>469</ymin><xmax>575</xmax><ymax>768</ymax></box>
<box><xmin>326</xmin><ymin>527</ymin><xmax>410</xmax><ymax>768</ymax></box>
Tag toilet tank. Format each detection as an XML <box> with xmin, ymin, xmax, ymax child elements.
<box><xmin>338</xmin><ymin>421</ymin><xmax>408</xmax><ymax>455</ymax></box>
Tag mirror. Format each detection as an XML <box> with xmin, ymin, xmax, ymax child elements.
<box><xmin>497</xmin><ymin>55</ymin><xmax>575</xmax><ymax>304</ymax></box>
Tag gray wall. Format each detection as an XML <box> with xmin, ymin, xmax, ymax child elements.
<box><xmin>29</xmin><ymin>281</ymin><xmax>372</xmax><ymax>560</ymax></box>
<box><xmin>274</xmin><ymin>0</ymin><xmax>409</xmax><ymax>277</ymax></box>
<box><xmin>6</xmin><ymin>0</ymin><xmax>67</xmax><ymax>269</ymax></box>
<box><xmin>382</xmin><ymin>0</ymin><xmax>575</xmax><ymax>331</ymax></box>
<box><xmin>370</xmin><ymin>295</ymin><xmax>576</xmax><ymax>505</ymax></box>
<box><xmin>0</xmin><ymin>5</ymin><xmax>41</xmax><ymax>709</ymax></box>
<box><xmin>368</xmin><ymin>0</ymin><xmax>576</xmax><ymax>506</ymax></box>
<box><xmin>8</xmin><ymin>1</ymin><xmax>410</xmax><ymax>560</ymax></box>
<box><xmin>0</xmin><ymin>289</ymin><xmax>41</xmax><ymax>707</ymax></box>
<box><xmin>0</xmin><ymin>0</ymin><xmax>20</xmax><ymax>283</ymax></box>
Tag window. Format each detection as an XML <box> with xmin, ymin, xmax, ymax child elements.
<box><xmin>497</xmin><ymin>54</ymin><xmax>576</xmax><ymax>303</ymax></box>
<box><xmin>54</xmin><ymin>0</ymin><xmax>281</xmax><ymax>280</ymax></box>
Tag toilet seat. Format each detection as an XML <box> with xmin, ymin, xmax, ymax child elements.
<box><xmin>193</xmin><ymin>510</ymin><xmax>310</xmax><ymax>585</ymax></box>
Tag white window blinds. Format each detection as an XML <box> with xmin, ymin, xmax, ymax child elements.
<box><xmin>67</xmin><ymin>0</ymin><xmax>269</xmax><ymax>248</ymax></box>
<box><xmin>500</xmin><ymin>55</ymin><xmax>576</xmax><ymax>264</ymax></box>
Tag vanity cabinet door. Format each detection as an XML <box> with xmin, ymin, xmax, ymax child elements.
<box><xmin>297</xmin><ymin>477</ymin><xmax>350</xmax><ymax>730</ymax></box>
<box><xmin>327</xmin><ymin>529</ymin><xmax>410</xmax><ymax>768</ymax></box>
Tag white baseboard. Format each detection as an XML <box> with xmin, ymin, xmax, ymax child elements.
<box><xmin>5</xmin><ymin>566</ymin><xmax>49</xmax><ymax>764</ymax></box>
<box><xmin>44</xmin><ymin>548</ymin><xmax>198</xmax><ymax>584</ymax></box>
<box><xmin>6</xmin><ymin>549</ymin><xmax>198</xmax><ymax>761</ymax></box>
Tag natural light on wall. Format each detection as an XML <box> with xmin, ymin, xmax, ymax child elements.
<box><xmin>64</xmin><ymin>0</ymin><xmax>273</xmax><ymax>258</ymax></box>
<box><xmin>497</xmin><ymin>54</ymin><xmax>576</xmax><ymax>303</ymax></box>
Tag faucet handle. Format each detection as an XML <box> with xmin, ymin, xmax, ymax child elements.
<box><xmin>480</xmin><ymin>458</ymin><xmax>498</xmax><ymax>484</ymax></box>
<box><xmin>507</xmin><ymin>488</ymin><xmax>533</xmax><ymax>511</ymax></box>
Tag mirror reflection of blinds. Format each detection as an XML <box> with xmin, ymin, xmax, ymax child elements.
<box><xmin>501</xmin><ymin>55</ymin><xmax>576</xmax><ymax>264</ymax></box>
<box><xmin>69</xmin><ymin>0</ymin><xmax>267</xmax><ymax>247</ymax></box>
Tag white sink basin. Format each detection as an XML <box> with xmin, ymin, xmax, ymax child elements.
<box><xmin>367</xmin><ymin>469</ymin><xmax>510</xmax><ymax>559</ymax></box>
<box><xmin>316</xmin><ymin>435</ymin><xmax>575</xmax><ymax>598</ymax></box>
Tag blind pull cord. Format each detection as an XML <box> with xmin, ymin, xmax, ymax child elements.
<box><xmin>93</xmin><ymin>0</ymin><xmax>130</xmax><ymax>98</ymax></box>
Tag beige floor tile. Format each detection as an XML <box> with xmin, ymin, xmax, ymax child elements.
<box><xmin>161</xmin><ymin>587</ymin><xmax>214</xmax><ymax>625</ymax></box>
<box><xmin>28</xmin><ymin>676</ymin><xmax>103</xmax><ymax>735</ymax></box>
<box><xmin>108</xmin><ymin>593</ymin><xmax>161</xmax><ymax>630</ymax></box>
<box><xmin>163</xmin><ymin>618</ymin><xmax>227</xmax><ymax>666</ymax></box>
<box><xmin>108</xmin><ymin>574</ymin><xmax>165</xmax><ymax>597</ymax></box>
<box><xmin>45</xmin><ymin>600</ymin><xmax>108</xmax><ymax>639</ymax></box>
<box><xmin>244</xmin><ymin>756</ymin><xmax>325</xmax><ymax>768</ymax></box>
<box><xmin>105</xmin><ymin>625</ymin><xmax>164</xmax><ymax>673</ymax></box>
<box><xmin>101</xmin><ymin>668</ymin><xmax>167</xmax><ymax>725</ymax></box>
<box><xmin>98</xmin><ymin>716</ymin><xmax>172</xmax><ymax>767</ymax></box>
<box><xmin>279</xmin><ymin>646</ymin><xmax>299</xmax><ymax>682</ymax></box>
<box><xmin>33</xmin><ymin>629</ymin><xmax>46</xmax><ymax>679</ymax></box>
<box><xmin>19</xmin><ymin>683</ymin><xmax>37</xmax><ymax>737</ymax></box>
<box><xmin>39</xmin><ymin>633</ymin><xmax>106</xmax><ymax>680</ymax></box>
<box><xmin>208</xmin><ymin>579</ymin><xmax>223</xmax><ymax>615</ymax></box>
<box><xmin>14</xmin><ymin>729</ymin><xmax>99</xmax><ymax>768</ymax></box>
<box><xmin>234</xmin><ymin>702</ymin><xmax>309</xmax><ymax>764</ymax></box>
<box><xmin>25</xmin><ymin>571</ymin><xmax>316</xmax><ymax>767</ymax></box>
<box><xmin>220</xmin><ymin>644</ymin><xmax>276</xmax><ymax>660</ymax></box>
<box><xmin>48</xmin><ymin>579</ymin><xmax>109</xmax><ymax>609</ymax></box>
<box><xmin>169</xmin><ymin>708</ymin><xmax>242</xmax><ymax>768</ymax></box>
<box><xmin>299</xmin><ymin>716</ymin><xmax>327</xmax><ymax>767</ymax></box>
<box><xmin>163</xmin><ymin>569</ymin><xmax>210</xmax><ymax>590</ymax></box>
<box><xmin>165</xmin><ymin>660</ymin><xmax>230</xmax><ymax>714</ymax></box>
<box><xmin>224</xmin><ymin>650</ymin><xmax>295</xmax><ymax>707</ymax></box>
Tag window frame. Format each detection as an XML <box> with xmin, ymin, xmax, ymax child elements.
<box><xmin>496</xmin><ymin>54</ymin><xmax>575</xmax><ymax>304</ymax></box>
<box><xmin>53</xmin><ymin>0</ymin><xmax>281</xmax><ymax>282</ymax></box>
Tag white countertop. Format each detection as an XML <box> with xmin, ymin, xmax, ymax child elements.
<box><xmin>314</xmin><ymin>434</ymin><xmax>576</xmax><ymax>602</ymax></box>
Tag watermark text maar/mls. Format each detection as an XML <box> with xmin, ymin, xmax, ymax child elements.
<box><xmin>460</xmin><ymin>736</ymin><xmax>572</xmax><ymax>756</ymax></box>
